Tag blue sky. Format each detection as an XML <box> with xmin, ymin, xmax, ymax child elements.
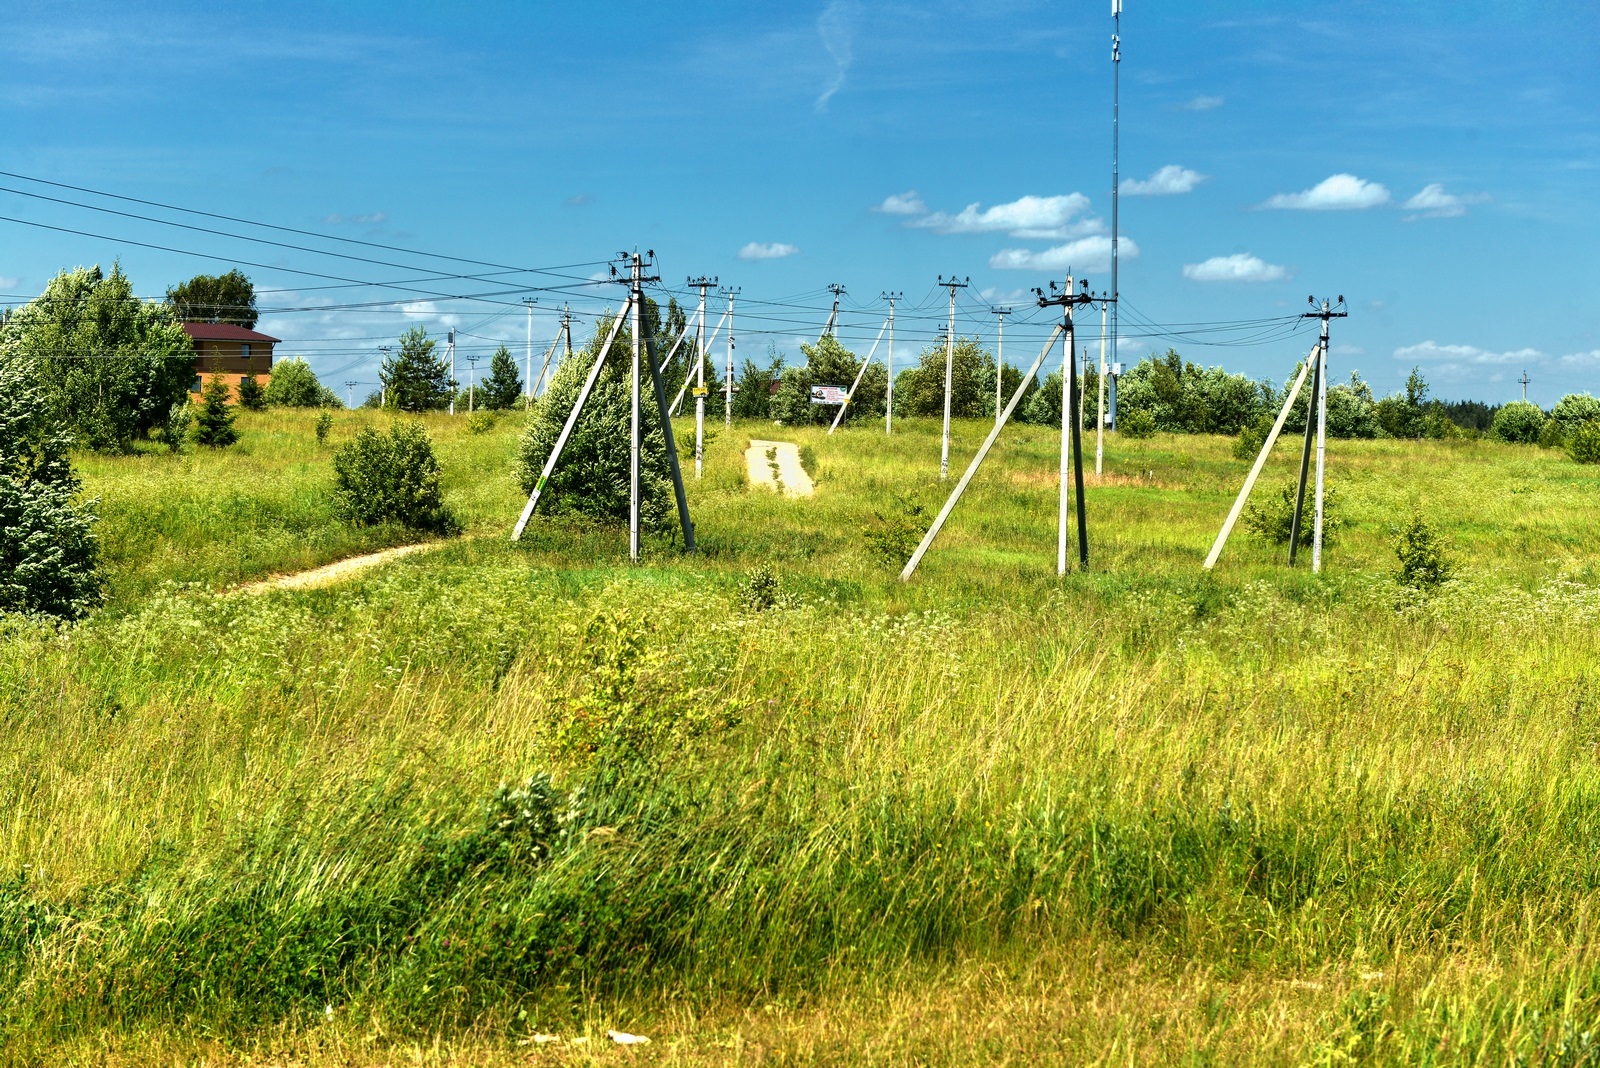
<box><xmin>2</xmin><ymin>0</ymin><xmax>1596</xmax><ymax>404</ymax></box>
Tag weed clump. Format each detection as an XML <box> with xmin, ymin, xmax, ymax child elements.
<box><xmin>865</xmin><ymin>496</ymin><xmax>928</xmax><ymax>564</ymax></box>
<box><xmin>331</xmin><ymin>421</ymin><xmax>458</xmax><ymax>534</ymax></box>
<box><xmin>467</xmin><ymin>409</ymin><xmax>498</xmax><ymax>435</ymax></box>
<box><xmin>739</xmin><ymin>563</ymin><xmax>795</xmax><ymax>611</ymax></box>
<box><xmin>1393</xmin><ymin>511</ymin><xmax>1455</xmax><ymax>592</ymax></box>
<box><xmin>1243</xmin><ymin>479</ymin><xmax>1343</xmax><ymax>549</ymax></box>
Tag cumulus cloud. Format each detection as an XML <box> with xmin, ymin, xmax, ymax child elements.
<box><xmin>815</xmin><ymin>0</ymin><xmax>859</xmax><ymax>112</ymax></box>
<box><xmin>1402</xmin><ymin>183</ymin><xmax>1486</xmax><ymax>220</ymax></box>
<box><xmin>914</xmin><ymin>193</ymin><xmax>1101</xmax><ymax>240</ymax></box>
<box><xmin>1120</xmin><ymin>165</ymin><xmax>1206</xmax><ymax>196</ymax></box>
<box><xmin>1560</xmin><ymin>349</ymin><xmax>1600</xmax><ymax>366</ymax></box>
<box><xmin>988</xmin><ymin>235</ymin><xmax>1136</xmax><ymax>274</ymax></box>
<box><xmin>1262</xmin><ymin>174</ymin><xmax>1391</xmax><ymax>211</ymax></box>
<box><xmin>738</xmin><ymin>242</ymin><xmax>800</xmax><ymax>261</ymax></box>
<box><xmin>873</xmin><ymin>191</ymin><xmax>926</xmax><ymax>215</ymax></box>
<box><xmin>1393</xmin><ymin>341</ymin><xmax>1544</xmax><ymax>366</ymax></box>
<box><xmin>1182</xmin><ymin>254</ymin><xmax>1291</xmax><ymax>283</ymax></box>
<box><xmin>1179</xmin><ymin>95</ymin><xmax>1224</xmax><ymax>111</ymax></box>
<box><xmin>324</xmin><ymin>212</ymin><xmax>387</xmax><ymax>225</ymax></box>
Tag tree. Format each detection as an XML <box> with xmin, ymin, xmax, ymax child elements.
<box><xmin>1376</xmin><ymin>366</ymin><xmax>1430</xmax><ymax>439</ymax></box>
<box><xmin>332</xmin><ymin>422</ymin><xmax>457</xmax><ymax>533</ymax></box>
<box><xmin>892</xmin><ymin>337</ymin><xmax>994</xmax><ymax>420</ymax></box>
<box><xmin>1</xmin><ymin>265</ymin><xmax>193</xmax><ymax>452</ymax></box>
<box><xmin>1489</xmin><ymin>400</ymin><xmax>1544</xmax><ymax>444</ymax></box>
<box><xmin>514</xmin><ymin>310</ymin><xmax>678</xmax><ymax>532</ymax></box>
<box><xmin>166</xmin><ymin>269</ymin><xmax>257</xmax><ymax>328</ymax></box>
<box><xmin>731</xmin><ymin>352</ymin><xmax>784</xmax><ymax>419</ymax></box>
<box><xmin>237</xmin><ymin>372</ymin><xmax>266</xmax><ymax>410</ymax></box>
<box><xmin>1550</xmin><ymin>393</ymin><xmax>1600</xmax><ymax>437</ymax></box>
<box><xmin>380</xmin><ymin>326</ymin><xmax>453</xmax><ymax>412</ymax></box>
<box><xmin>192</xmin><ymin>371</ymin><xmax>239</xmax><ymax>447</ymax></box>
<box><xmin>0</xmin><ymin>355</ymin><xmax>103</xmax><ymax>619</ymax></box>
<box><xmin>479</xmin><ymin>345</ymin><xmax>524</xmax><ymax>410</ymax></box>
<box><xmin>263</xmin><ymin>357</ymin><xmax>339</xmax><ymax>408</ymax></box>
<box><xmin>767</xmin><ymin>336</ymin><xmax>865</xmax><ymax>425</ymax></box>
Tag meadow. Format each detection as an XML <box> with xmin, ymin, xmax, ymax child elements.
<box><xmin>4</xmin><ymin>406</ymin><xmax>1600</xmax><ymax>1065</ymax></box>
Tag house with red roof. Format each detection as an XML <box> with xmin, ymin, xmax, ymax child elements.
<box><xmin>182</xmin><ymin>322</ymin><xmax>280</xmax><ymax>400</ymax></box>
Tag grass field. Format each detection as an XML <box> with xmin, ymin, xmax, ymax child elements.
<box><xmin>5</xmin><ymin>407</ymin><xmax>1600</xmax><ymax>1065</ymax></box>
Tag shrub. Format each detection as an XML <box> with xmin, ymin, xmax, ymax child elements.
<box><xmin>865</xmin><ymin>496</ymin><xmax>928</xmax><ymax>565</ymax></box>
<box><xmin>314</xmin><ymin>408</ymin><xmax>333</xmax><ymax>446</ymax></box>
<box><xmin>331</xmin><ymin>421</ymin><xmax>458</xmax><ymax>533</ymax></box>
<box><xmin>192</xmin><ymin>374</ymin><xmax>238</xmax><ymax>448</ymax></box>
<box><xmin>1550</xmin><ymin>393</ymin><xmax>1600</xmax><ymax>437</ymax></box>
<box><xmin>1489</xmin><ymin>400</ymin><xmax>1544</xmax><ymax>444</ymax></box>
<box><xmin>1538</xmin><ymin>416</ymin><xmax>1567</xmax><ymax>449</ymax></box>
<box><xmin>739</xmin><ymin>564</ymin><xmax>783</xmax><ymax>611</ymax></box>
<box><xmin>1394</xmin><ymin>511</ymin><xmax>1455</xmax><ymax>591</ymax></box>
<box><xmin>1120</xmin><ymin>408</ymin><xmax>1156</xmax><ymax>438</ymax></box>
<box><xmin>0</xmin><ymin>356</ymin><xmax>103</xmax><ymax>619</ymax></box>
<box><xmin>1569</xmin><ymin>421</ymin><xmax>1600</xmax><ymax>465</ymax></box>
<box><xmin>467</xmin><ymin>410</ymin><xmax>498</xmax><ymax>435</ymax></box>
<box><xmin>156</xmin><ymin>401</ymin><xmax>191</xmax><ymax>453</ymax></box>
<box><xmin>1233</xmin><ymin>415</ymin><xmax>1271</xmax><ymax>460</ymax></box>
<box><xmin>236</xmin><ymin>373</ymin><xmax>266</xmax><ymax>411</ymax></box>
<box><xmin>1243</xmin><ymin>479</ymin><xmax>1343</xmax><ymax>549</ymax></box>
<box><xmin>264</xmin><ymin>357</ymin><xmax>339</xmax><ymax>408</ymax></box>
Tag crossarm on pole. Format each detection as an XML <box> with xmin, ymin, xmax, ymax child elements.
<box><xmin>1201</xmin><ymin>343</ymin><xmax>1320</xmax><ymax>569</ymax></box>
<box><xmin>900</xmin><ymin>324</ymin><xmax>1065</xmax><ymax>582</ymax></box>
<box><xmin>511</xmin><ymin>299</ymin><xmax>633</xmax><ymax>541</ymax></box>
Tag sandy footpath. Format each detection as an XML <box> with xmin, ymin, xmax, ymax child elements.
<box><xmin>745</xmin><ymin>440</ymin><xmax>815</xmax><ymax>498</ymax></box>
<box><xmin>234</xmin><ymin>541</ymin><xmax>447</xmax><ymax>593</ymax></box>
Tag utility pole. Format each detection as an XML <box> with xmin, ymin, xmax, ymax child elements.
<box><xmin>378</xmin><ymin>345</ymin><xmax>391</xmax><ymax>408</ymax></box>
<box><xmin>627</xmin><ymin>256</ymin><xmax>647</xmax><ymax>562</ymax></box>
<box><xmin>822</xmin><ymin>283</ymin><xmax>845</xmax><ymax>339</ymax></box>
<box><xmin>1110</xmin><ymin>0</ymin><xmax>1122</xmax><ymax>436</ymax></box>
<box><xmin>1293</xmin><ymin>296</ymin><xmax>1347</xmax><ymax>574</ymax></box>
<box><xmin>345</xmin><ymin>380</ymin><xmax>357</xmax><ymax>409</ymax></box>
<box><xmin>1520</xmin><ymin>370</ymin><xmax>1531</xmax><ymax>403</ymax></box>
<box><xmin>467</xmin><ymin>356</ymin><xmax>477</xmax><ymax>414</ymax></box>
<box><xmin>937</xmin><ymin>275</ymin><xmax>969</xmax><ymax>479</ymax></box>
<box><xmin>447</xmin><ymin>328</ymin><xmax>457</xmax><ymax>416</ymax></box>
<box><xmin>883</xmin><ymin>291</ymin><xmax>901</xmax><ymax>434</ymax></box>
<box><xmin>992</xmin><ymin>307</ymin><xmax>1011</xmax><ymax>427</ymax></box>
<box><xmin>1097</xmin><ymin>299</ymin><xmax>1108</xmax><ymax>474</ymax></box>
<box><xmin>1037</xmin><ymin>277</ymin><xmax>1098</xmax><ymax>573</ymax></box>
<box><xmin>721</xmin><ymin>286</ymin><xmax>739</xmax><ymax>428</ymax></box>
<box><xmin>688</xmin><ymin>275</ymin><xmax>717</xmax><ymax>478</ymax></box>
<box><xmin>523</xmin><ymin>297</ymin><xmax>537</xmax><ymax>409</ymax></box>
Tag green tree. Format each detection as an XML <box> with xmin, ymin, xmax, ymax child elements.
<box><xmin>731</xmin><ymin>352</ymin><xmax>783</xmax><ymax>419</ymax></box>
<box><xmin>1489</xmin><ymin>400</ymin><xmax>1544</xmax><ymax>444</ymax></box>
<box><xmin>165</xmin><ymin>269</ymin><xmax>258</xmax><ymax>328</ymax></box>
<box><xmin>192</xmin><ymin>371</ymin><xmax>239</xmax><ymax>447</ymax></box>
<box><xmin>380</xmin><ymin>326</ymin><xmax>453</xmax><ymax>412</ymax></box>
<box><xmin>0</xmin><ymin>355</ymin><xmax>103</xmax><ymax>619</ymax></box>
<box><xmin>1021</xmin><ymin>370</ymin><xmax>1063</xmax><ymax>426</ymax></box>
<box><xmin>332</xmin><ymin>422</ymin><xmax>457</xmax><ymax>533</ymax></box>
<box><xmin>479</xmin><ymin>345</ymin><xmax>524</xmax><ymax>410</ymax></box>
<box><xmin>514</xmin><ymin>311</ymin><xmax>679</xmax><ymax>532</ymax></box>
<box><xmin>1549</xmin><ymin>393</ymin><xmax>1600</xmax><ymax>437</ymax></box>
<box><xmin>1569</xmin><ymin>421</ymin><xmax>1600</xmax><ymax>465</ymax></box>
<box><xmin>1376</xmin><ymin>366</ymin><xmax>1430</xmax><ymax>439</ymax></box>
<box><xmin>263</xmin><ymin>357</ymin><xmax>339</xmax><ymax>408</ymax></box>
<box><xmin>1</xmin><ymin>265</ymin><xmax>192</xmax><ymax>452</ymax></box>
<box><xmin>892</xmin><ymin>337</ymin><xmax>994</xmax><ymax>419</ymax></box>
<box><xmin>236</xmin><ymin>372</ymin><xmax>266</xmax><ymax>411</ymax></box>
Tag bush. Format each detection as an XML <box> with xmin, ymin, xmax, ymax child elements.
<box><xmin>264</xmin><ymin>357</ymin><xmax>339</xmax><ymax>408</ymax></box>
<box><xmin>0</xmin><ymin>356</ymin><xmax>103</xmax><ymax>619</ymax></box>
<box><xmin>331</xmin><ymin>421</ymin><xmax>458</xmax><ymax>533</ymax></box>
<box><xmin>1120</xmin><ymin>408</ymin><xmax>1156</xmax><ymax>438</ymax></box>
<box><xmin>1569</xmin><ymin>421</ymin><xmax>1600</xmax><ymax>465</ymax></box>
<box><xmin>1243</xmin><ymin>479</ymin><xmax>1344</xmax><ymax>549</ymax></box>
<box><xmin>1538</xmin><ymin>416</ymin><xmax>1567</xmax><ymax>449</ymax></box>
<box><xmin>1393</xmin><ymin>512</ymin><xmax>1455</xmax><ymax>591</ymax></box>
<box><xmin>156</xmin><ymin>401</ymin><xmax>191</xmax><ymax>453</ymax></box>
<box><xmin>467</xmin><ymin>410</ymin><xmax>498</xmax><ymax>435</ymax></box>
<box><xmin>1550</xmin><ymin>393</ymin><xmax>1600</xmax><ymax>438</ymax></box>
<box><xmin>236</xmin><ymin>373</ymin><xmax>266</xmax><ymax>411</ymax></box>
<box><xmin>1489</xmin><ymin>400</ymin><xmax>1545</xmax><ymax>444</ymax></box>
<box><xmin>739</xmin><ymin>564</ymin><xmax>784</xmax><ymax>611</ymax></box>
<box><xmin>314</xmin><ymin>408</ymin><xmax>333</xmax><ymax>446</ymax></box>
<box><xmin>865</xmin><ymin>496</ymin><xmax>928</xmax><ymax>565</ymax></box>
<box><xmin>192</xmin><ymin>374</ymin><xmax>238</xmax><ymax>448</ymax></box>
<box><xmin>1233</xmin><ymin>415</ymin><xmax>1271</xmax><ymax>460</ymax></box>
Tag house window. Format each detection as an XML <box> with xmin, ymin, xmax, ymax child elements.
<box><xmin>190</xmin><ymin>375</ymin><xmax>202</xmax><ymax>393</ymax></box>
<box><xmin>240</xmin><ymin>343</ymin><xmax>251</xmax><ymax>360</ymax></box>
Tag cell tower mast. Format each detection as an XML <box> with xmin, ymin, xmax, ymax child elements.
<box><xmin>1111</xmin><ymin>0</ymin><xmax>1121</xmax><ymax>406</ymax></box>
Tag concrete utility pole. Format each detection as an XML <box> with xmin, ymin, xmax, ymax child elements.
<box><xmin>378</xmin><ymin>345</ymin><xmax>391</xmax><ymax>408</ymax></box>
<box><xmin>721</xmin><ymin>286</ymin><xmax>738</xmax><ymax>428</ymax></box>
<box><xmin>523</xmin><ymin>297</ymin><xmax>537</xmax><ymax>408</ymax></box>
<box><xmin>1520</xmin><ymin>370</ymin><xmax>1531</xmax><ymax>403</ymax></box>
<box><xmin>629</xmin><ymin>257</ymin><xmax>645</xmax><ymax>562</ymax></box>
<box><xmin>938</xmin><ymin>275</ymin><xmax>969</xmax><ymax>479</ymax></box>
<box><xmin>822</xmin><ymin>283</ymin><xmax>845</xmax><ymax>341</ymax></box>
<box><xmin>467</xmin><ymin>356</ymin><xmax>477</xmax><ymax>414</ymax></box>
<box><xmin>688</xmin><ymin>275</ymin><xmax>717</xmax><ymax>478</ymax></box>
<box><xmin>345</xmin><ymin>380</ymin><xmax>357</xmax><ymax>409</ymax></box>
<box><xmin>992</xmin><ymin>306</ymin><xmax>1011</xmax><ymax>427</ymax></box>
<box><xmin>1037</xmin><ymin>277</ymin><xmax>1098</xmax><ymax>574</ymax></box>
<box><xmin>447</xmin><ymin>328</ymin><xmax>457</xmax><ymax>415</ymax></box>
<box><xmin>883</xmin><ymin>291</ymin><xmax>901</xmax><ymax>435</ymax></box>
<box><xmin>1301</xmin><ymin>297</ymin><xmax>1345</xmax><ymax>573</ymax></box>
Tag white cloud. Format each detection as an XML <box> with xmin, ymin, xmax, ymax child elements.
<box><xmin>873</xmin><ymin>191</ymin><xmax>926</xmax><ymax>215</ymax></box>
<box><xmin>1182</xmin><ymin>254</ymin><xmax>1291</xmax><ymax>283</ymax></box>
<box><xmin>1560</xmin><ymin>350</ymin><xmax>1600</xmax><ymax>366</ymax></box>
<box><xmin>1179</xmin><ymin>95</ymin><xmax>1225</xmax><ymax>111</ymax></box>
<box><xmin>0</xmin><ymin>275</ymin><xmax>19</xmax><ymax>290</ymax></box>
<box><xmin>1120</xmin><ymin>165</ymin><xmax>1206</xmax><ymax>196</ymax></box>
<box><xmin>1402</xmin><ymin>183</ymin><xmax>1487</xmax><ymax>220</ymax></box>
<box><xmin>914</xmin><ymin>193</ymin><xmax>1100</xmax><ymax>240</ymax></box>
<box><xmin>324</xmin><ymin>212</ymin><xmax>387</xmax><ymax>225</ymax></box>
<box><xmin>978</xmin><ymin>286</ymin><xmax>1032</xmax><ymax>306</ymax></box>
<box><xmin>1393</xmin><ymin>341</ymin><xmax>1544</xmax><ymax>366</ymax></box>
<box><xmin>1262</xmin><ymin>174</ymin><xmax>1391</xmax><ymax>211</ymax></box>
<box><xmin>815</xmin><ymin>0</ymin><xmax>859</xmax><ymax>112</ymax></box>
<box><xmin>738</xmin><ymin>242</ymin><xmax>800</xmax><ymax>260</ymax></box>
<box><xmin>988</xmin><ymin>235</ymin><xmax>1137</xmax><ymax>274</ymax></box>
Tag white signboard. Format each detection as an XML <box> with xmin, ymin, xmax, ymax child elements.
<box><xmin>810</xmin><ymin>384</ymin><xmax>848</xmax><ymax>405</ymax></box>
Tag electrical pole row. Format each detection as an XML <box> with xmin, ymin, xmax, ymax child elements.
<box><xmin>937</xmin><ymin>275</ymin><xmax>969</xmax><ymax>480</ymax></box>
<box><xmin>688</xmin><ymin>275</ymin><xmax>718</xmax><ymax>478</ymax></box>
<box><xmin>883</xmin><ymin>292</ymin><xmax>900</xmax><ymax>435</ymax></box>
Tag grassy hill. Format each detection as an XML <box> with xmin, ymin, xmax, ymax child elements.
<box><xmin>4</xmin><ymin>408</ymin><xmax>1599</xmax><ymax>1066</ymax></box>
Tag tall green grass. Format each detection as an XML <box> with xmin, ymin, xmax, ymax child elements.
<box><xmin>3</xmin><ymin>409</ymin><xmax>1599</xmax><ymax>1064</ymax></box>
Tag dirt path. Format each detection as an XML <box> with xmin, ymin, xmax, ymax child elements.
<box><xmin>234</xmin><ymin>541</ymin><xmax>448</xmax><ymax>594</ymax></box>
<box><xmin>745</xmin><ymin>440</ymin><xmax>815</xmax><ymax>498</ymax></box>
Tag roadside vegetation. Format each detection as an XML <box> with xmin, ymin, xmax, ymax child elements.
<box><xmin>2</xmin><ymin>398</ymin><xmax>1600</xmax><ymax>1065</ymax></box>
